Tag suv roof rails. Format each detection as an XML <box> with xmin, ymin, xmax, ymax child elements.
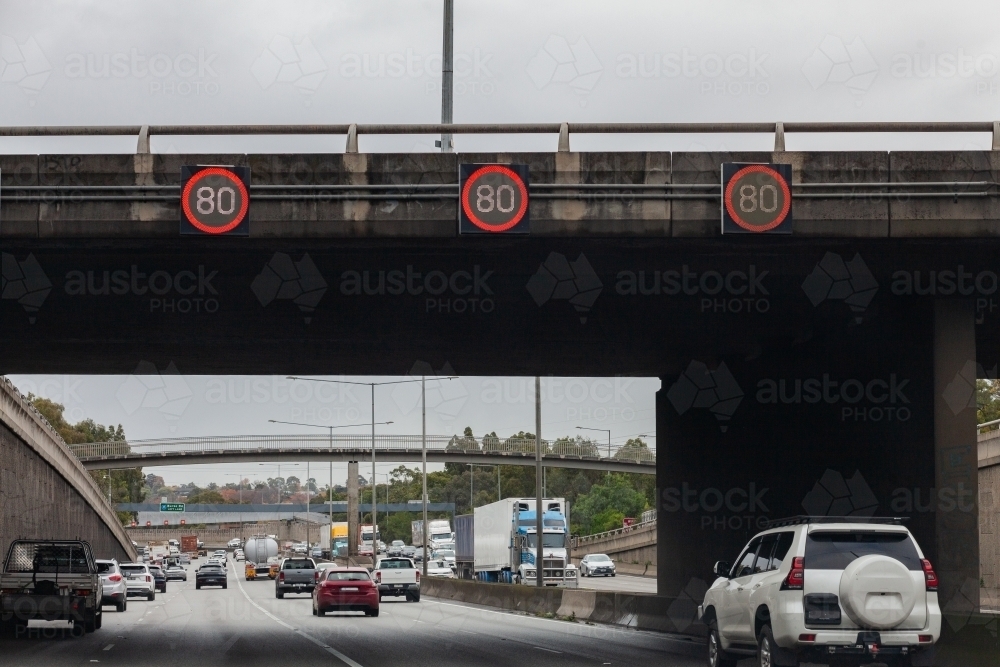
<box><xmin>764</xmin><ymin>515</ymin><xmax>908</xmax><ymax>528</ymax></box>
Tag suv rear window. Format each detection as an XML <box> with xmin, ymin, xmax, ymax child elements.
<box><xmin>379</xmin><ymin>559</ymin><xmax>414</xmax><ymax>569</ymax></box>
<box><xmin>96</xmin><ymin>562</ymin><xmax>115</xmax><ymax>574</ymax></box>
<box><xmin>806</xmin><ymin>531</ymin><xmax>920</xmax><ymax>570</ymax></box>
<box><xmin>282</xmin><ymin>559</ymin><xmax>314</xmax><ymax>570</ymax></box>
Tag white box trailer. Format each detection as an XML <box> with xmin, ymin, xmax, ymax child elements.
<box><xmin>472</xmin><ymin>498</ymin><xmax>576</xmax><ymax>587</ymax></box>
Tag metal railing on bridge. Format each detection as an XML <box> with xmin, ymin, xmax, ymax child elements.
<box><xmin>68</xmin><ymin>433</ymin><xmax>656</xmax><ymax>465</ymax></box>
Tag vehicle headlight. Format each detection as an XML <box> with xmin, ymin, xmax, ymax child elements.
<box><xmin>527</xmin><ymin>570</ymin><xmax>536</xmax><ymax>577</ymax></box>
<box><xmin>567</xmin><ymin>570</ymin><xmax>577</xmax><ymax>577</ymax></box>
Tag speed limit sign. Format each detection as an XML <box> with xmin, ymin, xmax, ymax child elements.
<box><xmin>459</xmin><ymin>163</ymin><xmax>530</xmax><ymax>234</ymax></box>
<box><xmin>721</xmin><ymin>163</ymin><xmax>792</xmax><ymax>234</ymax></box>
<box><xmin>180</xmin><ymin>165</ymin><xmax>251</xmax><ymax>236</ymax></box>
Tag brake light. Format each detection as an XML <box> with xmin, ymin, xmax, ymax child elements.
<box><xmin>146</xmin><ymin>575</ymin><xmax>151</xmax><ymax>582</ymax></box>
<box><xmin>279</xmin><ymin>572</ymin><xmax>285</xmax><ymax>582</ymax></box>
<box><xmin>314</xmin><ymin>571</ymin><xmax>319</xmax><ymax>582</ymax></box>
<box><xmin>415</xmin><ymin>571</ymin><xmax>420</xmax><ymax>584</ymax></box>
<box><xmin>918</xmin><ymin>635</ymin><xmax>933</xmax><ymax>643</ymax></box>
<box><xmin>108</xmin><ymin>574</ymin><xmax>122</xmax><ymax>582</ymax></box>
<box><xmin>375</xmin><ymin>571</ymin><xmax>381</xmax><ymax>583</ymax></box>
<box><xmin>921</xmin><ymin>559</ymin><xmax>938</xmax><ymax>592</ymax></box>
<box><xmin>798</xmin><ymin>634</ymin><xmax>816</xmax><ymax>642</ymax></box>
<box><xmin>782</xmin><ymin>557</ymin><xmax>805</xmax><ymax>590</ymax></box>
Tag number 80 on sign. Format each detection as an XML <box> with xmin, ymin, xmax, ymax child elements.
<box><xmin>180</xmin><ymin>165</ymin><xmax>251</xmax><ymax>236</ymax></box>
<box><xmin>721</xmin><ymin>163</ymin><xmax>792</xmax><ymax>235</ymax></box>
<box><xmin>459</xmin><ymin>163</ymin><xmax>530</xmax><ymax>234</ymax></box>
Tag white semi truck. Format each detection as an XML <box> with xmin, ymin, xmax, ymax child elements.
<box><xmin>411</xmin><ymin>519</ymin><xmax>454</xmax><ymax>549</ymax></box>
<box><xmin>469</xmin><ymin>498</ymin><xmax>577</xmax><ymax>587</ymax></box>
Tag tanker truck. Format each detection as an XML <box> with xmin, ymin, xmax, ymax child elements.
<box><xmin>243</xmin><ymin>536</ymin><xmax>279</xmax><ymax>580</ymax></box>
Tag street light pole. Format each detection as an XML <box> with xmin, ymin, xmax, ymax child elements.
<box><xmin>422</xmin><ymin>375</ymin><xmax>428</xmax><ymax>577</ymax></box>
<box><xmin>371</xmin><ymin>384</ymin><xmax>377</xmax><ymax>554</ymax></box>
<box><xmin>440</xmin><ymin>0</ymin><xmax>454</xmax><ymax>152</ymax></box>
<box><xmin>535</xmin><ymin>376</ymin><xmax>543</xmax><ymax>588</ymax></box>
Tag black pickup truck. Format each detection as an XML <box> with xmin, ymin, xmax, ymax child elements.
<box><xmin>0</xmin><ymin>540</ymin><xmax>103</xmax><ymax>636</ymax></box>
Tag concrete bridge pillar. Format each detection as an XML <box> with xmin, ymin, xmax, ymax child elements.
<box><xmin>347</xmin><ymin>461</ymin><xmax>359</xmax><ymax>556</ymax></box>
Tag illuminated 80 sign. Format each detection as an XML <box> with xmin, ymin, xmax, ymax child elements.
<box><xmin>459</xmin><ymin>163</ymin><xmax>530</xmax><ymax>234</ymax></box>
<box><xmin>721</xmin><ymin>163</ymin><xmax>793</xmax><ymax>235</ymax></box>
<box><xmin>180</xmin><ymin>165</ymin><xmax>251</xmax><ymax>236</ymax></box>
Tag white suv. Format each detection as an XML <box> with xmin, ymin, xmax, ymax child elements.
<box><xmin>699</xmin><ymin>518</ymin><xmax>941</xmax><ymax>667</ymax></box>
<box><xmin>119</xmin><ymin>563</ymin><xmax>156</xmax><ymax>601</ymax></box>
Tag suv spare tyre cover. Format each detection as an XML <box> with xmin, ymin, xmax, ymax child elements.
<box><xmin>839</xmin><ymin>554</ymin><xmax>917</xmax><ymax>629</ymax></box>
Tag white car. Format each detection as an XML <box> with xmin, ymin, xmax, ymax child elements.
<box><xmin>425</xmin><ymin>559</ymin><xmax>454</xmax><ymax>578</ymax></box>
<box><xmin>119</xmin><ymin>563</ymin><xmax>156</xmax><ymax>601</ymax></box>
<box><xmin>227</xmin><ymin>538</ymin><xmax>242</xmax><ymax>549</ymax></box>
<box><xmin>699</xmin><ymin>518</ymin><xmax>941</xmax><ymax>667</ymax></box>
<box><xmin>579</xmin><ymin>553</ymin><xmax>616</xmax><ymax>577</ymax></box>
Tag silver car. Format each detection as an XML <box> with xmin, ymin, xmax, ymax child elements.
<box><xmin>164</xmin><ymin>564</ymin><xmax>188</xmax><ymax>581</ymax></box>
<box><xmin>96</xmin><ymin>559</ymin><xmax>127</xmax><ymax>612</ymax></box>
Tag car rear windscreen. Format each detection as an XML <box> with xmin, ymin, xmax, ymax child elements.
<box><xmin>327</xmin><ymin>571</ymin><xmax>371</xmax><ymax>581</ymax></box>
<box><xmin>96</xmin><ymin>562</ymin><xmax>115</xmax><ymax>574</ymax></box>
<box><xmin>806</xmin><ymin>531</ymin><xmax>921</xmax><ymax>570</ymax></box>
<box><xmin>282</xmin><ymin>560</ymin><xmax>314</xmax><ymax>570</ymax></box>
<box><xmin>121</xmin><ymin>566</ymin><xmax>146</xmax><ymax>574</ymax></box>
<box><xmin>379</xmin><ymin>559</ymin><xmax>414</xmax><ymax>569</ymax></box>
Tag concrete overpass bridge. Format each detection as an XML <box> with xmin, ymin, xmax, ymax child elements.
<box><xmin>1</xmin><ymin>121</ymin><xmax>994</xmax><ymax>608</ymax></box>
<box><xmin>69</xmin><ymin>434</ymin><xmax>655</xmax><ymax>474</ymax></box>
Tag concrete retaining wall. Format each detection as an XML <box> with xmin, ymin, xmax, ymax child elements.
<box><xmin>419</xmin><ymin>577</ymin><xmax>707</xmax><ymax>638</ymax></box>
<box><xmin>0</xmin><ymin>379</ymin><xmax>135</xmax><ymax>562</ymax></box>
<box><xmin>126</xmin><ymin>519</ymin><xmax>319</xmax><ymax>547</ymax></box>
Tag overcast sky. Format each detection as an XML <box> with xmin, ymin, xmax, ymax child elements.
<box><xmin>4</xmin><ymin>0</ymin><xmax>998</xmax><ymax>484</ymax></box>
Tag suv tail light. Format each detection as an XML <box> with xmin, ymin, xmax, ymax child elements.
<box><xmin>146</xmin><ymin>575</ymin><xmax>151</xmax><ymax>582</ymax></box>
<box><xmin>415</xmin><ymin>571</ymin><xmax>420</xmax><ymax>584</ymax></box>
<box><xmin>108</xmin><ymin>574</ymin><xmax>122</xmax><ymax>582</ymax></box>
<box><xmin>781</xmin><ymin>557</ymin><xmax>805</xmax><ymax>590</ymax></box>
<box><xmin>279</xmin><ymin>572</ymin><xmax>285</xmax><ymax>582</ymax></box>
<box><xmin>921</xmin><ymin>559</ymin><xmax>938</xmax><ymax>591</ymax></box>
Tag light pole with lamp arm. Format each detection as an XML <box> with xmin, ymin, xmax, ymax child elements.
<box><xmin>286</xmin><ymin>375</ymin><xmax>457</xmax><ymax>561</ymax></box>
<box><xmin>268</xmin><ymin>419</ymin><xmax>393</xmax><ymax>556</ymax></box>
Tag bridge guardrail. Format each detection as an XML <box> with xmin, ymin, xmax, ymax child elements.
<box><xmin>68</xmin><ymin>434</ymin><xmax>656</xmax><ymax>465</ymax></box>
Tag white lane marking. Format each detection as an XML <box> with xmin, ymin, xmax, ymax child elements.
<box><xmin>102</xmin><ymin>644</ymin><xmax>114</xmax><ymax>651</ymax></box>
<box><xmin>231</xmin><ymin>562</ymin><xmax>363</xmax><ymax>667</ymax></box>
<box><xmin>534</xmin><ymin>646</ymin><xmax>563</xmax><ymax>654</ymax></box>
<box><xmin>222</xmin><ymin>634</ymin><xmax>241</xmax><ymax>652</ymax></box>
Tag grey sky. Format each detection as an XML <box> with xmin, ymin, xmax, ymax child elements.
<box><xmin>3</xmin><ymin>0</ymin><xmax>998</xmax><ymax>483</ymax></box>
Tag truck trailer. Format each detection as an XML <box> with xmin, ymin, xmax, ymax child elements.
<box><xmin>411</xmin><ymin>519</ymin><xmax>453</xmax><ymax>549</ymax></box>
<box><xmin>466</xmin><ymin>498</ymin><xmax>576</xmax><ymax>587</ymax></box>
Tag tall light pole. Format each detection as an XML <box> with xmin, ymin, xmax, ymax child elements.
<box><xmin>287</xmin><ymin>375</ymin><xmax>457</xmax><ymax>558</ymax></box>
<box><xmin>535</xmin><ymin>376</ymin><xmax>543</xmax><ymax>588</ymax></box>
<box><xmin>422</xmin><ymin>375</ymin><xmax>428</xmax><ymax>577</ymax></box>
<box><xmin>576</xmin><ymin>426</ymin><xmax>612</xmax><ymax>459</ymax></box>
<box><xmin>439</xmin><ymin>0</ymin><xmax>454</xmax><ymax>152</ymax></box>
<box><xmin>223</xmin><ymin>473</ymin><xmax>246</xmax><ymax>544</ymax></box>
<box><xmin>268</xmin><ymin>418</ymin><xmax>392</xmax><ymax>555</ymax></box>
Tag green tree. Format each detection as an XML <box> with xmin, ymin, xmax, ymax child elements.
<box><xmin>185</xmin><ymin>490</ymin><xmax>227</xmax><ymax>504</ymax></box>
<box><xmin>978</xmin><ymin>379</ymin><xmax>1000</xmax><ymax>424</ymax></box>
<box><xmin>30</xmin><ymin>396</ymin><xmax>145</xmax><ymax>525</ymax></box>
<box><xmin>571</xmin><ymin>474</ymin><xmax>648</xmax><ymax>535</ymax></box>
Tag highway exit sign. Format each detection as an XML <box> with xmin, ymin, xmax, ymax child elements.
<box><xmin>160</xmin><ymin>503</ymin><xmax>185</xmax><ymax>512</ymax></box>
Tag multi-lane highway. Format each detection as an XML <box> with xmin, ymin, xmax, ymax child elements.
<box><xmin>0</xmin><ymin>559</ymin><xmax>701</xmax><ymax>667</ymax></box>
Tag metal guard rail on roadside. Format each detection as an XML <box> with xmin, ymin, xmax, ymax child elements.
<box><xmin>4</xmin><ymin>120</ymin><xmax>1000</xmax><ymax>153</ymax></box>
<box><xmin>68</xmin><ymin>433</ymin><xmax>657</xmax><ymax>464</ymax></box>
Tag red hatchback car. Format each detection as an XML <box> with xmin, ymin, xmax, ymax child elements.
<box><xmin>312</xmin><ymin>568</ymin><xmax>379</xmax><ymax>617</ymax></box>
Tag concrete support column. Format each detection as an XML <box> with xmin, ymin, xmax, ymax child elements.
<box><xmin>934</xmin><ymin>299</ymin><xmax>980</xmax><ymax>611</ymax></box>
<box><xmin>347</xmin><ymin>461</ymin><xmax>359</xmax><ymax>557</ymax></box>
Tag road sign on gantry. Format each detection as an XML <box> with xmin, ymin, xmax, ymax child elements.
<box><xmin>459</xmin><ymin>163</ymin><xmax>530</xmax><ymax>234</ymax></box>
<box><xmin>180</xmin><ymin>165</ymin><xmax>250</xmax><ymax>236</ymax></box>
<box><xmin>721</xmin><ymin>163</ymin><xmax>792</xmax><ymax>234</ymax></box>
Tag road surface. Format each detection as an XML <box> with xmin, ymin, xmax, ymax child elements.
<box><xmin>0</xmin><ymin>558</ymin><xmax>703</xmax><ymax>667</ymax></box>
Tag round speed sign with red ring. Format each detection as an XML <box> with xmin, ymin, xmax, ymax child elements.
<box><xmin>459</xmin><ymin>163</ymin><xmax>530</xmax><ymax>234</ymax></box>
<box><xmin>721</xmin><ymin>163</ymin><xmax>793</xmax><ymax>234</ymax></box>
<box><xmin>180</xmin><ymin>165</ymin><xmax>251</xmax><ymax>236</ymax></box>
